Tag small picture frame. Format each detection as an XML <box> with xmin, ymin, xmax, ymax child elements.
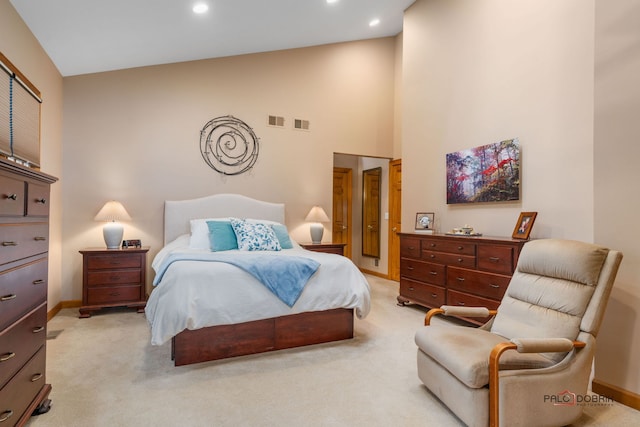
<box><xmin>512</xmin><ymin>212</ymin><xmax>537</xmax><ymax>240</ymax></box>
<box><xmin>415</xmin><ymin>212</ymin><xmax>435</xmax><ymax>230</ymax></box>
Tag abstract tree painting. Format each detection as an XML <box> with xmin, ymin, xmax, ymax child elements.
<box><xmin>446</xmin><ymin>138</ymin><xmax>520</xmax><ymax>204</ymax></box>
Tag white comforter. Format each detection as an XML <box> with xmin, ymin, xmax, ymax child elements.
<box><xmin>145</xmin><ymin>235</ymin><xmax>371</xmax><ymax>345</ymax></box>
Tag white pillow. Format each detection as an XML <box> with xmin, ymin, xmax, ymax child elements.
<box><xmin>230</xmin><ymin>218</ymin><xmax>282</xmax><ymax>251</ymax></box>
<box><xmin>189</xmin><ymin>217</ymin><xmax>230</xmax><ymax>249</ymax></box>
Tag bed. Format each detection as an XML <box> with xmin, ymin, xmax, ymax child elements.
<box><xmin>145</xmin><ymin>193</ymin><xmax>371</xmax><ymax>366</ymax></box>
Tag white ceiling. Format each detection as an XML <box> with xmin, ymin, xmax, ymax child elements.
<box><xmin>10</xmin><ymin>0</ymin><xmax>415</xmax><ymax>77</ymax></box>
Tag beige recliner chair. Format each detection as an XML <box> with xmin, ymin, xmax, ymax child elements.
<box><xmin>414</xmin><ymin>239</ymin><xmax>623</xmax><ymax>427</ymax></box>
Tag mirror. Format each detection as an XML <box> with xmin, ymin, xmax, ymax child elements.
<box><xmin>362</xmin><ymin>167</ymin><xmax>381</xmax><ymax>258</ymax></box>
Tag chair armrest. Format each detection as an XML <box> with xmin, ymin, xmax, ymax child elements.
<box><xmin>510</xmin><ymin>338</ymin><xmax>586</xmax><ymax>354</ymax></box>
<box><xmin>424</xmin><ymin>305</ymin><xmax>497</xmax><ymax>325</ymax></box>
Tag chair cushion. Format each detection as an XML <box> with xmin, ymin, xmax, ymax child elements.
<box><xmin>415</xmin><ymin>325</ymin><xmax>554</xmax><ymax>389</ymax></box>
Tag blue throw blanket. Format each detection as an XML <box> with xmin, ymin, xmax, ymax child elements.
<box><xmin>153</xmin><ymin>252</ymin><xmax>320</xmax><ymax>307</ymax></box>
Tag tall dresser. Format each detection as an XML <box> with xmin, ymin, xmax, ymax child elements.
<box><xmin>0</xmin><ymin>158</ymin><xmax>57</xmax><ymax>426</ymax></box>
<box><xmin>398</xmin><ymin>233</ymin><xmax>526</xmax><ymax>324</ymax></box>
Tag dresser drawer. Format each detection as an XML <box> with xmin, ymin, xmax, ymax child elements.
<box><xmin>400</xmin><ymin>278</ymin><xmax>445</xmax><ymax>308</ymax></box>
<box><xmin>400</xmin><ymin>258</ymin><xmax>446</xmax><ymax>285</ymax></box>
<box><xmin>421</xmin><ymin>239</ymin><xmax>476</xmax><ymax>256</ymax></box>
<box><xmin>477</xmin><ymin>245</ymin><xmax>515</xmax><ymax>274</ymax></box>
<box><xmin>0</xmin><ymin>223</ymin><xmax>49</xmax><ymax>266</ymax></box>
<box><xmin>0</xmin><ymin>175</ymin><xmax>25</xmax><ymax>217</ymax></box>
<box><xmin>0</xmin><ymin>345</ymin><xmax>46</xmax><ymax>425</ymax></box>
<box><xmin>88</xmin><ymin>254</ymin><xmax>142</xmax><ymax>270</ymax></box>
<box><xmin>421</xmin><ymin>250</ymin><xmax>476</xmax><ymax>269</ymax></box>
<box><xmin>87</xmin><ymin>269</ymin><xmax>141</xmax><ymax>287</ymax></box>
<box><xmin>447</xmin><ymin>267</ymin><xmax>512</xmax><ymax>300</ymax></box>
<box><xmin>87</xmin><ymin>285</ymin><xmax>142</xmax><ymax>305</ymax></box>
<box><xmin>400</xmin><ymin>237</ymin><xmax>421</xmax><ymax>258</ymax></box>
<box><xmin>26</xmin><ymin>182</ymin><xmax>50</xmax><ymax>217</ymax></box>
<box><xmin>0</xmin><ymin>303</ymin><xmax>46</xmax><ymax>389</ymax></box>
<box><xmin>0</xmin><ymin>258</ymin><xmax>48</xmax><ymax>331</ymax></box>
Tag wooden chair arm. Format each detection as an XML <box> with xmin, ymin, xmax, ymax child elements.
<box><xmin>424</xmin><ymin>306</ymin><xmax>498</xmax><ymax>326</ymax></box>
<box><xmin>488</xmin><ymin>340</ymin><xmax>586</xmax><ymax>427</ymax></box>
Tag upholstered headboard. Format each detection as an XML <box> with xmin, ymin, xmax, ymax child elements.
<box><xmin>163</xmin><ymin>193</ymin><xmax>285</xmax><ymax>245</ymax></box>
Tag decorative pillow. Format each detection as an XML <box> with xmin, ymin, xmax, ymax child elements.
<box><xmin>230</xmin><ymin>218</ymin><xmax>281</xmax><ymax>251</ymax></box>
<box><xmin>270</xmin><ymin>224</ymin><xmax>294</xmax><ymax>249</ymax></box>
<box><xmin>190</xmin><ymin>218</ymin><xmax>230</xmax><ymax>249</ymax></box>
<box><xmin>206</xmin><ymin>220</ymin><xmax>238</xmax><ymax>251</ymax></box>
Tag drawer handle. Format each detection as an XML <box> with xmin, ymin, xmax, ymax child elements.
<box><xmin>457</xmin><ymin>246</ymin><xmax>463</xmax><ymax>250</ymax></box>
<box><xmin>407</xmin><ymin>266</ymin><xmax>414</xmax><ymax>271</ymax></box>
<box><xmin>34</xmin><ymin>236</ymin><xmax>47</xmax><ymax>241</ymax></box>
<box><xmin>1</xmin><ymin>241</ymin><xmax>17</xmax><ymax>246</ymax></box>
<box><xmin>456</xmin><ymin>277</ymin><xmax>465</xmax><ymax>282</ymax></box>
<box><xmin>457</xmin><ymin>302</ymin><xmax>466</xmax><ymax>306</ymax></box>
<box><xmin>0</xmin><ymin>410</ymin><xmax>13</xmax><ymax>423</ymax></box>
<box><xmin>35</xmin><ymin>197</ymin><xmax>47</xmax><ymax>204</ymax></box>
<box><xmin>33</xmin><ymin>326</ymin><xmax>45</xmax><ymax>333</ymax></box>
<box><xmin>429</xmin><ymin>254</ymin><xmax>435</xmax><ymax>258</ymax></box>
<box><xmin>30</xmin><ymin>373</ymin><xmax>43</xmax><ymax>382</ymax></box>
<box><xmin>6</xmin><ymin>193</ymin><xmax>18</xmax><ymax>200</ymax></box>
<box><xmin>0</xmin><ymin>352</ymin><xmax>16</xmax><ymax>362</ymax></box>
<box><xmin>1</xmin><ymin>294</ymin><xmax>17</xmax><ymax>302</ymax></box>
<box><xmin>457</xmin><ymin>258</ymin><xmax>464</xmax><ymax>263</ymax></box>
<box><xmin>109</xmin><ymin>292</ymin><xmax>121</xmax><ymax>297</ymax></box>
<box><xmin>489</xmin><ymin>284</ymin><xmax>500</xmax><ymax>289</ymax></box>
<box><xmin>408</xmin><ymin>246</ymin><xmax>415</xmax><ymax>250</ymax></box>
<box><xmin>489</xmin><ymin>257</ymin><xmax>500</xmax><ymax>262</ymax></box>
<box><xmin>408</xmin><ymin>287</ymin><xmax>415</xmax><ymax>291</ymax></box>
<box><xmin>430</xmin><ymin>243</ymin><xmax>436</xmax><ymax>247</ymax></box>
<box><xmin>33</xmin><ymin>279</ymin><xmax>45</xmax><ymax>285</ymax></box>
<box><xmin>431</xmin><ymin>293</ymin><xmax>438</xmax><ymax>298</ymax></box>
<box><xmin>429</xmin><ymin>271</ymin><xmax>437</xmax><ymax>275</ymax></box>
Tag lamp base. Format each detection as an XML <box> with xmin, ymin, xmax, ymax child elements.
<box><xmin>103</xmin><ymin>221</ymin><xmax>124</xmax><ymax>249</ymax></box>
<box><xmin>309</xmin><ymin>223</ymin><xmax>324</xmax><ymax>244</ymax></box>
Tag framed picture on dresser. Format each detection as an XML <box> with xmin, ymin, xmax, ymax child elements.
<box><xmin>415</xmin><ymin>212</ymin><xmax>435</xmax><ymax>231</ymax></box>
<box><xmin>512</xmin><ymin>211</ymin><xmax>537</xmax><ymax>240</ymax></box>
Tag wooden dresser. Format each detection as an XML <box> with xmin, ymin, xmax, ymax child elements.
<box><xmin>79</xmin><ymin>247</ymin><xmax>148</xmax><ymax>318</ymax></box>
<box><xmin>300</xmin><ymin>242</ymin><xmax>346</xmax><ymax>256</ymax></box>
<box><xmin>398</xmin><ymin>233</ymin><xmax>526</xmax><ymax>324</ymax></box>
<box><xmin>0</xmin><ymin>158</ymin><xmax>57</xmax><ymax>426</ymax></box>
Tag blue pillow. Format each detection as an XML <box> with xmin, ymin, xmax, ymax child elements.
<box><xmin>206</xmin><ymin>220</ymin><xmax>238</xmax><ymax>251</ymax></box>
<box><xmin>271</xmin><ymin>224</ymin><xmax>294</xmax><ymax>249</ymax></box>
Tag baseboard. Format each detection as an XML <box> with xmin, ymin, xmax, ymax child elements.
<box><xmin>47</xmin><ymin>300</ymin><xmax>81</xmax><ymax>321</ymax></box>
<box><xmin>592</xmin><ymin>379</ymin><xmax>640</xmax><ymax>410</ymax></box>
<box><xmin>359</xmin><ymin>268</ymin><xmax>389</xmax><ymax>280</ymax></box>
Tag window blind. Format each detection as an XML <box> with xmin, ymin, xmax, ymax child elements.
<box><xmin>0</xmin><ymin>53</ymin><xmax>42</xmax><ymax>167</ymax></box>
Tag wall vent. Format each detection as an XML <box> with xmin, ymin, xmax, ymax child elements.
<box><xmin>294</xmin><ymin>118</ymin><xmax>310</xmax><ymax>131</ymax></box>
<box><xmin>267</xmin><ymin>115</ymin><xmax>285</xmax><ymax>127</ymax></box>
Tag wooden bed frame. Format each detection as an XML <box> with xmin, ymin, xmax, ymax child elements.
<box><xmin>163</xmin><ymin>194</ymin><xmax>355</xmax><ymax>366</ymax></box>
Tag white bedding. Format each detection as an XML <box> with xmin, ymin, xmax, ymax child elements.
<box><xmin>145</xmin><ymin>235</ymin><xmax>371</xmax><ymax>345</ymax></box>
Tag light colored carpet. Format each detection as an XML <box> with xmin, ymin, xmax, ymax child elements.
<box><xmin>26</xmin><ymin>275</ymin><xmax>640</xmax><ymax>427</ymax></box>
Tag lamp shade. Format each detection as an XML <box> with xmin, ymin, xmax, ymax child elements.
<box><xmin>94</xmin><ymin>201</ymin><xmax>131</xmax><ymax>249</ymax></box>
<box><xmin>304</xmin><ymin>206</ymin><xmax>330</xmax><ymax>223</ymax></box>
<box><xmin>305</xmin><ymin>206</ymin><xmax>330</xmax><ymax>244</ymax></box>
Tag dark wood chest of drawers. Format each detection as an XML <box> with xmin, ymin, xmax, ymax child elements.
<box><xmin>398</xmin><ymin>233</ymin><xmax>525</xmax><ymax>324</ymax></box>
<box><xmin>79</xmin><ymin>247</ymin><xmax>148</xmax><ymax>318</ymax></box>
<box><xmin>0</xmin><ymin>158</ymin><xmax>57</xmax><ymax>426</ymax></box>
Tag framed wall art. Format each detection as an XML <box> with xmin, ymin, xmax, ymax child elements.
<box><xmin>446</xmin><ymin>138</ymin><xmax>520</xmax><ymax>204</ymax></box>
<box><xmin>512</xmin><ymin>211</ymin><xmax>537</xmax><ymax>240</ymax></box>
<box><xmin>415</xmin><ymin>212</ymin><xmax>435</xmax><ymax>231</ymax></box>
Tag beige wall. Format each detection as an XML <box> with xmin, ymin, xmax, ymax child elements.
<box><xmin>403</xmin><ymin>0</ymin><xmax>594</xmax><ymax>239</ymax></box>
<box><xmin>594</xmin><ymin>0</ymin><xmax>640</xmax><ymax>396</ymax></box>
<box><xmin>0</xmin><ymin>0</ymin><xmax>64</xmax><ymax>309</ymax></box>
<box><xmin>62</xmin><ymin>38</ymin><xmax>396</xmax><ymax>300</ymax></box>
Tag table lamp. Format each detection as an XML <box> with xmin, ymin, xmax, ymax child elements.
<box><xmin>305</xmin><ymin>206</ymin><xmax>330</xmax><ymax>244</ymax></box>
<box><xmin>94</xmin><ymin>201</ymin><xmax>132</xmax><ymax>249</ymax></box>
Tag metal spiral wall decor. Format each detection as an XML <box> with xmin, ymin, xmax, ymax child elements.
<box><xmin>199</xmin><ymin>115</ymin><xmax>260</xmax><ymax>176</ymax></box>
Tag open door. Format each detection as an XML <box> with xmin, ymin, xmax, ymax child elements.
<box><xmin>332</xmin><ymin>167</ymin><xmax>352</xmax><ymax>258</ymax></box>
<box><xmin>388</xmin><ymin>159</ymin><xmax>402</xmax><ymax>281</ymax></box>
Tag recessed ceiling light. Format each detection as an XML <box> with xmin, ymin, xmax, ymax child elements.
<box><xmin>326</xmin><ymin>0</ymin><xmax>339</xmax><ymax>4</ymax></box>
<box><xmin>193</xmin><ymin>3</ymin><xmax>209</xmax><ymax>14</ymax></box>
<box><xmin>369</xmin><ymin>18</ymin><xmax>381</xmax><ymax>27</ymax></box>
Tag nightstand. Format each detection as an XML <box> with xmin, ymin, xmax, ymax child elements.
<box><xmin>300</xmin><ymin>243</ymin><xmax>346</xmax><ymax>256</ymax></box>
<box><xmin>79</xmin><ymin>247</ymin><xmax>149</xmax><ymax>318</ymax></box>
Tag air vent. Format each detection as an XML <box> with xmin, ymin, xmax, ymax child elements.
<box><xmin>294</xmin><ymin>118</ymin><xmax>310</xmax><ymax>131</ymax></box>
<box><xmin>268</xmin><ymin>115</ymin><xmax>285</xmax><ymax>127</ymax></box>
